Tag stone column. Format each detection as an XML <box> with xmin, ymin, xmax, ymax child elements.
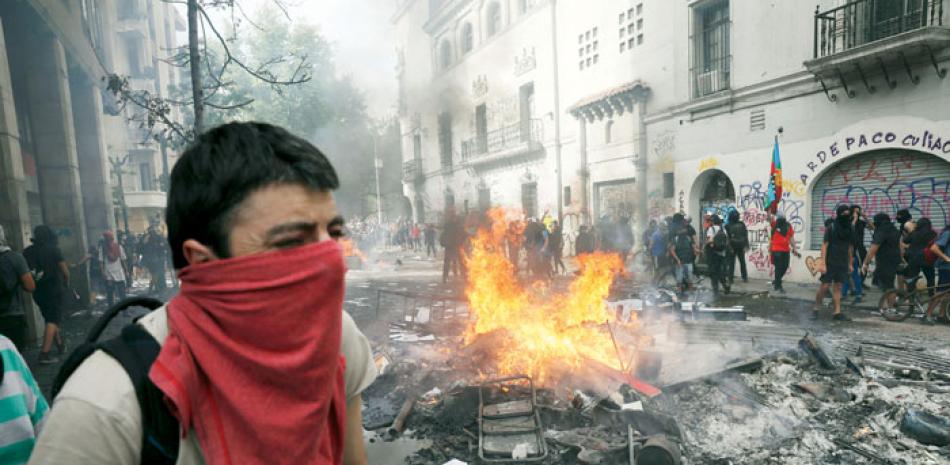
<box><xmin>0</xmin><ymin>18</ymin><xmax>30</xmax><ymax>250</ymax></box>
<box><xmin>71</xmin><ymin>76</ymin><xmax>114</xmax><ymax>248</ymax></box>
<box><xmin>24</xmin><ymin>30</ymin><xmax>89</xmax><ymax>297</ymax></box>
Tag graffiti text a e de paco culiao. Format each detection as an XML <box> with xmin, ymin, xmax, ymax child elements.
<box><xmin>800</xmin><ymin>130</ymin><xmax>949</xmax><ymax>186</ymax></box>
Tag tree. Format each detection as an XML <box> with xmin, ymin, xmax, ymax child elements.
<box><xmin>106</xmin><ymin>0</ymin><xmax>311</xmax><ymax>148</ymax></box>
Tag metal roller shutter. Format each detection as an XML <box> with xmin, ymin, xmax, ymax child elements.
<box><xmin>809</xmin><ymin>150</ymin><xmax>950</xmax><ymax>249</ymax></box>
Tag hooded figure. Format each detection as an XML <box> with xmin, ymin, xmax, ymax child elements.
<box><xmin>0</xmin><ymin>225</ymin><xmax>11</xmax><ymax>254</ymax></box>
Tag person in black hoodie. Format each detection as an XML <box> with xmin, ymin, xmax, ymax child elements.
<box><xmin>813</xmin><ymin>205</ymin><xmax>853</xmax><ymax>321</ymax></box>
<box><xmin>863</xmin><ymin>213</ymin><xmax>901</xmax><ymax>306</ymax></box>
<box><xmin>23</xmin><ymin>225</ymin><xmax>70</xmax><ymax>363</ymax></box>
<box><xmin>902</xmin><ymin>217</ymin><xmax>937</xmax><ymax>297</ymax></box>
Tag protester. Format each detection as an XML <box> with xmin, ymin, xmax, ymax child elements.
<box><xmin>23</xmin><ymin>225</ymin><xmax>69</xmax><ymax>364</ymax></box>
<box><xmin>930</xmin><ymin>224</ymin><xmax>950</xmax><ymax>298</ymax></box>
<box><xmin>616</xmin><ymin>216</ymin><xmax>635</xmax><ymax>264</ymax></box>
<box><xmin>669</xmin><ymin>213</ymin><xmax>698</xmax><ymax>294</ymax></box>
<box><xmin>650</xmin><ymin>220</ymin><xmax>669</xmax><ymax>285</ymax></box>
<box><xmin>30</xmin><ymin>122</ymin><xmax>377</xmax><ymax>465</ymax></box>
<box><xmin>423</xmin><ymin>223</ymin><xmax>437</xmax><ymax>258</ymax></box>
<box><xmin>642</xmin><ymin>221</ymin><xmax>658</xmax><ymax>274</ymax></box>
<box><xmin>575</xmin><ymin>225</ymin><xmax>595</xmax><ymax>256</ymax></box>
<box><xmin>863</xmin><ymin>213</ymin><xmax>900</xmax><ymax>291</ymax></box>
<box><xmin>141</xmin><ymin>223</ymin><xmax>169</xmax><ymax>293</ymax></box>
<box><xmin>548</xmin><ymin>221</ymin><xmax>566</xmax><ymax>275</ymax></box>
<box><xmin>814</xmin><ymin>205</ymin><xmax>853</xmax><ymax>321</ymax></box>
<box><xmin>410</xmin><ymin>224</ymin><xmax>422</xmax><ymax>251</ymax></box>
<box><xmin>441</xmin><ymin>210</ymin><xmax>463</xmax><ymax>283</ymax></box>
<box><xmin>769</xmin><ymin>212</ymin><xmax>797</xmax><ymax>293</ymax></box>
<box><xmin>0</xmin><ymin>334</ymin><xmax>48</xmax><ymax>462</ymax></box>
<box><xmin>841</xmin><ymin>205</ymin><xmax>867</xmax><ymax>304</ymax></box>
<box><xmin>0</xmin><ymin>226</ymin><xmax>35</xmax><ymax>352</ymax></box>
<box><xmin>99</xmin><ymin>231</ymin><xmax>128</xmax><ymax>307</ymax></box>
<box><xmin>703</xmin><ymin>214</ymin><xmax>731</xmax><ymax>295</ymax></box>
<box><xmin>726</xmin><ymin>209</ymin><xmax>749</xmax><ymax>283</ymax></box>
<box><xmin>902</xmin><ymin>217</ymin><xmax>937</xmax><ymax>303</ymax></box>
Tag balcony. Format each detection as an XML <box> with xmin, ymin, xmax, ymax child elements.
<box><xmin>124</xmin><ymin>191</ymin><xmax>166</xmax><ymax>209</ymax></box>
<box><xmin>402</xmin><ymin>159</ymin><xmax>425</xmax><ymax>185</ymax></box>
<box><xmin>806</xmin><ymin>0</ymin><xmax>949</xmax><ymax>98</ymax></box>
<box><xmin>461</xmin><ymin>119</ymin><xmax>544</xmax><ymax>169</ymax></box>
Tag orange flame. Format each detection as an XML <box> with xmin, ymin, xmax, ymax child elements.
<box><xmin>463</xmin><ymin>208</ymin><xmax>632</xmax><ymax>385</ymax></box>
<box><xmin>340</xmin><ymin>238</ymin><xmax>367</xmax><ymax>261</ymax></box>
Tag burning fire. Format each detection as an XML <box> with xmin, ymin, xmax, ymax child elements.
<box><xmin>340</xmin><ymin>238</ymin><xmax>367</xmax><ymax>261</ymax></box>
<box><xmin>463</xmin><ymin>208</ymin><xmax>633</xmax><ymax>385</ymax></box>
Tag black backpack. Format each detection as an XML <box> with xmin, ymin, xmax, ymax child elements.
<box><xmin>728</xmin><ymin>223</ymin><xmax>748</xmax><ymax>249</ymax></box>
<box><xmin>52</xmin><ymin>297</ymin><xmax>179</xmax><ymax>465</ymax></box>
<box><xmin>712</xmin><ymin>226</ymin><xmax>730</xmax><ymax>252</ymax></box>
<box><xmin>0</xmin><ymin>251</ymin><xmax>16</xmax><ymax>295</ymax></box>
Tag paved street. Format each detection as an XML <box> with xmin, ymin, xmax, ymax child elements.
<box><xmin>25</xmin><ymin>248</ymin><xmax>950</xmax><ymax>399</ymax></box>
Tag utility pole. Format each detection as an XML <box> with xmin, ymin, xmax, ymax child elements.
<box><xmin>373</xmin><ymin>134</ymin><xmax>383</xmax><ymax>225</ymax></box>
<box><xmin>109</xmin><ymin>155</ymin><xmax>132</xmax><ymax>237</ymax></box>
<box><xmin>159</xmin><ymin>134</ymin><xmax>170</xmax><ymax>192</ymax></box>
<box><xmin>188</xmin><ymin>0</ymin><xmax>204</xmax><ymax>134</ymax></box>
<box><xmin>550</xmin><ymin>0</ymin><xmax>564</xmax><ymax>224</ymax></box>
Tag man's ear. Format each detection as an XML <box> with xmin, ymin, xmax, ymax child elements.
<box><xmin>182</xmin><ymin>239</ymin><xmax>219</xmax><ymax>266</ymax></box>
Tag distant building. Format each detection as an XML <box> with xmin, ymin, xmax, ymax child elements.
<box><xmin>393</xmin><ymin>0</ymin><xmax>950</xmax><ymax>282</ymax></box>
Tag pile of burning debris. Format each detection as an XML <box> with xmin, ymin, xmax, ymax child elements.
<box><xmin>364</xmin><ymin>328</ymin><xmax>950</xmax><ymax>465</ymax></box>
<box><xmin>361</xmin><ymin>209</ymin><xmax>950</xmax><ymax>464</ymax></box>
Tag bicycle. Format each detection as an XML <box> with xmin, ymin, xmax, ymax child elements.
<box><xmin>877</xmin><ymin>279</ymin><xmax>950</xmax><ymax>322</ymax></box>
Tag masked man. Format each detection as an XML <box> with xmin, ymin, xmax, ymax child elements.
<box><xmin>30</xmin><ymin>122</ymin><xmax>377</xmax><ymax>465</ymax></box>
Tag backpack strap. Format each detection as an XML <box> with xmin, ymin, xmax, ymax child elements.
<box><xmin>100</xmin><ymin>325</ymin><xmax>180</xmax><ymax>464</ymax></box>
<box><xmin>51</xmin><ymin>297</ymin><xmax>179</xmax><ymax>465</ymax></box>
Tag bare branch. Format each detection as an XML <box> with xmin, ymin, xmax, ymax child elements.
<box><xmin>196</xmin><ymin>4</ymin><xmax>311</xmax><ymax>86</ymax></box>
<box><xmin>205</xmin><ymin>99</ymin><xmax>255</xmax><ymax>110</ymax></box>
<box><xmin>270</xmin><ymin>0</ymin><xmax>292</xmax><ymax>22</ymax></box>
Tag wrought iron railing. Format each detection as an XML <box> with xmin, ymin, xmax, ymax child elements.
<box><xmin>402</xmin><ymin>159</ymin><xmax>424</xmax><ymax>184</ymax></box>
<box><xmin>814</xmin><ymin>0</ymin><xmax>945</xmax><ymax>58</ymax></box>
<box><xmin>461</xmin><ymin>119</ymin><xmax>543</xmax><ymax>161</ymax></box>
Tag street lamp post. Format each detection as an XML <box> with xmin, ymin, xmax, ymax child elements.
<box><xmin>373</xmin><ymin>134</ymin><xmax>383</xmax><ymax>225</ymax></box>
<box><xmin>109</xmin><ymin>154</ymin><xmax>132</xmax><ymax>237</ymax></box>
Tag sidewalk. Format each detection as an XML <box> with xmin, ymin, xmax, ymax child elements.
<box><xmin>727</xmin><ymin>277</ymin><xmax>885</xmax><ymax>312</ymax></box>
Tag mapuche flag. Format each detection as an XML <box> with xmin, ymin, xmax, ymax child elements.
<box><xmin>764</xmin><ymin>136</ymin><xmax>782</xmax><ymax>214</ymax></box>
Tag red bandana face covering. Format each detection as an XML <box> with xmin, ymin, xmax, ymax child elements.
<box><xmin>149</xmin><ymin>240</ymin><xmax>347</xmax><ymax>465</ymax></box>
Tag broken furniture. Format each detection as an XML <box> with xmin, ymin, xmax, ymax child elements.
<box><xmin>478</xmin><ymin>376</ymin><xmax>548</xmax><ymax>462</ymax></box>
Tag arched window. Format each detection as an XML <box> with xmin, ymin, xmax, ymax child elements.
<box><xmin>439</xmin><ymin>39</ymin><xmax>452</xmax><ymax>69</ymax></box>
<box><xmin>517</xmin><ymin>0</ymin><xmax>529</xmax><ymax>15</ymax></box>
<box><xmin>605</xmin><ymin>120</ymin><xmax>614</xmax><ymax>143</ymax></box>
<box><xmin>461</xmin><ymin>23</ymin><xmax>474</xmax><ymax>54</ymax></box>
<box><xmin>487</xmin><ymin>2</ymin><xmax>502</xmax><ymax>37</ymax></box>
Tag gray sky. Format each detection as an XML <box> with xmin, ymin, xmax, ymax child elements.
<box><xmin>186</xmin><ymin>0</ymin><xmax>398</xmax><ymax>118</ymax></box>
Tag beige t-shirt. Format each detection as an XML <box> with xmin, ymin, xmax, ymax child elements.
<box><xmin>28</xmin><ymin>308</ymin><xmax>377</xmax><ymax>465</ymax></box>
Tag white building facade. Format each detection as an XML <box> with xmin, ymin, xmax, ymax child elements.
<box><xmin>394</xmin><ymin>0</ymin><xmax>950</xmax><ymax>283</ymax></box>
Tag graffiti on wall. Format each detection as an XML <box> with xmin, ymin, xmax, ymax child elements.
<box><xmin>804</xmin><ymin>255</ymin><xmax>822</xmax><ymax>277</ymax></box>
<box><xmin>811</xmin><ymin>152</ymin><xmax>950</xmax><ymax>226</ymax></box>
<box><xmin>698</xmin><ymin>156</ymin><xmax>719</xmax><ymax>172</ymax></box>
<box><xmin>798</xmin><ymin>129</ymin><xmax>950</xmax><ymax>186</ymax></box>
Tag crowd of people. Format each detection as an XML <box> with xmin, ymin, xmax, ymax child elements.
<box><xmin>637</xmin><ymin>204</ymin><xmax>950</xmax><ymax>323</ymax></box>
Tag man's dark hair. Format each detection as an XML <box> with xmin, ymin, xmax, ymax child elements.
<box><xmin>895</xmin><ymin>209</ymin><xmax>911</xmax><ymax>224</ymax></box>
<box><xmin>166</xmin><ymin>122</ymin><xmax>340</xmax><ymax>269</ymax></box>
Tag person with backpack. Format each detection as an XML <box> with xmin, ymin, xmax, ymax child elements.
<box><xmin>840</xmin><ymin>205</ymin><xmax>867</xmax><ymax>304</ymax></box>
<box><xmin>23</xmin><ymin>225</ymin><xmax>70</xmax><ymax>364</ymax></box>
<box><xmin>99</xmin><ymin>231</ymin><xmax>128</xmax><ymax>307</ymax></box>
<box><xmin>813</xmin><ymin>205</ymin><xmax>854</xmax><ymax>321</ymax></box>
<box><xmin>0</xmin><ymin>226</ymin><xmax>35</xmax><ymax>352</ymax></box>
<box><xmin>704</xmin><ymin>214</ymin><xmax>731</xmax><ymax>295</ymax></box>
<box><xmin>863</xmin><ymin>213</ymin><xmax>902</xmax><ymax>297</ymax></box>
<box><xmin>668</xmin><ymin>213</ymin><xmax>698</xmax><ymax>295</ymax></box>
<box><xmin>902</xmin><ymin>217</ymin><xmax>937</xmax><ymax>299</ymax></box>
<box><xmin>769</xmin><ymin>212</ymin><xmax>798</xmax><ymax>294</ymax></box>
<box><xmin>30</xmin><ymin>122</ymin><xmax>377</xmax><ymax>465</ymax></box>
<box><xmin>0</xmin><ymin>334</ymin><xmax>48</xmax><ymax>462</ymax></box>
<box><xmin>650</xmin><ymin>220</ymin><xmax>669</xmax><ymax>285</ymax></box>
<box><xmin>928</xmin><ymin>225</ymin><xmax>950</xmax><ymax>322</ymax></box>
<box><xmin>725</xmin><ymin>209</ymin><xmax>749</xmax><ymax>283</ymax></box>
